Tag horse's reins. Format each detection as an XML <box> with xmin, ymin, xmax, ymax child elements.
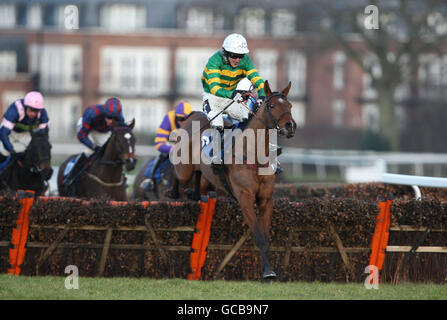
<box><xmin>86</xmin><ymin>127</ymin><xmax>135</xmax><ymax>187</ymax></box>
<box><xmin>254</xmin><ymin>92</ymin><xmax>293</xmax><ymax>131</ymax></box>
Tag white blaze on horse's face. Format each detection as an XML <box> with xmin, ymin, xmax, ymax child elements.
<box><xmin>124</xmin><ymin>132</ymin><xmax>133</xmax><ymax>153</ymax></box>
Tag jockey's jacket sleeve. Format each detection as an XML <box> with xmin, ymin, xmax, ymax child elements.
<box><xmin>0</xmin><ymin>102</ymin><xmax>19</xmax><ymax>152</ymax></box>
<box><xmin>201</xmin><ymin>51</ymin><xmax>266</xmax><ymax>99</ymax></box>
<box><xmin>37</xmin><ymin>109</ymin><xmax>50</xmax><ymax>132</ymax></box>
<box><xmin>77</xmin><ymin>108</ymin><xmax>96</xmax><ymax>150</ymax></box>
<box><xmin>154</xmin><ymin>112</ymin><xmax>174</xmax><ymax>154</ymax></box>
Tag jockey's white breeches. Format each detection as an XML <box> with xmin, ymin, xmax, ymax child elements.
<box><xmin>0</xmin><ymin>131</ymin><xmax>31</xmax><ymax>156</ymax></box>
<box><xmin>203</xmin><ymin>93</ymin><xmax>250</xmax><ymax>130</ymax></box>
<box><xmin>76</xmin><ymin>117</ymin><xmax>111</xmax><ymax>156</ymax></box>
<box><xmin>203</xmin><ymin>77</ymin><xmax>254</xmax><ymax>130</ymax></box>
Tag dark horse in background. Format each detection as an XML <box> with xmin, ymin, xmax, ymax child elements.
<box><xmin>133</xmin><ymin>156</ymin><xmax>175</xmax><ymax>200</ymax></box>
<box><xmin>0</xmin><ymin>127</ymin><xmax>53</xmax><ymax>196</ymax></box>
<box><xmin>57</xmin><ymin>119</ymin><xmax>137</xmax><ymax>201</ymax></box>
<box><xmin>172</xmin><ymin>81</ymin><xmax>297</xmax><ymax>280</ymax></box>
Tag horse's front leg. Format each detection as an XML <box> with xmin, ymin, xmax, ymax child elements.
<box><xmin>257</xmin><ymin>197</ymin><xmax>276</xmax><ymax>280</ymax></box>
<box><xmin>239</xmin><ymin>192</ymin><xmax>275</xmax><ymax>281</ymax></box>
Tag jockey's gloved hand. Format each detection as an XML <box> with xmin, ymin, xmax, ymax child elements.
<box><xmin>94</xmin><ymin>146</ymin><xmax>102</xmax><ymax>153</ymax></box>
<box><xmin>9</xmin><ymin>150</ymin><xmax>18</xmax><ymax>158</ymax></box>
<box><xmin>232</xmin><ymin>92</ymin><xmax>243</xmax><ymax>103</ymax></box>
<box><xmin>257</xmin><ymin>95</ymin><xmax>266</xmax><ymax>105</ymax></box>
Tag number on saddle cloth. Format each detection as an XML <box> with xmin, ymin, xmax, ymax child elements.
<box><xmin>201</xmin><ymin>122</ymin><xmax>246</xmax><ymax>162</ymax></box>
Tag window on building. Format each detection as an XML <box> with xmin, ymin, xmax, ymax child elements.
<box><xmin>253</xmin><ymin>50</ymin><xmax>278</xmax><ymax>89</ymax></box>
<box><xmin>27</xmin><ymin>4</ymin><xmax>42</xmax><ymax>29</ymax></box>
<box><xmin>0</xmin><ymin>4</ymin><xmax>16</xmax><ymax>28</ymax></box>
<box><xmin>363</xmin><ymin>55</ymin><xmax>381</xmax><ymax>100</ymax></box>
<box><xmin>0</xmin><ymin>51</ymin><xmax>16</xmax><ymax>79</ymax></box>
<box><xmin>272</xmin><ymin>9</ymin><xmax>295</xmax><ymax>37</ymax></box>
<box><xmin>419</xmin><ymin>54</ymin><xmax>447</xmax><ymax>100</ymax></box>
<box><xmin>291</xmin><ymin>101</ymin><xmax>306</xmax><ymax>128</ymax></box>
<box><xmin>99</xmin><ymin>47</ymin><xmax>169</xmax><ymax>96</ymax></box>
<box><xmin>175</xmin><ymin>48</ymin><xmax>215</xmax><ymax>95</ymax></box>
<box><xmin>121</xmin><ymin>56</ymin><xmax>137</xmax><ymax>92</ymax></box>
<box><xmin>185</xmin><ymin>7</ymin><xmax>214</xmax><ymax>33</ymax></box>
<box><xmin>142</xmin><ymin>57</ymin><xmax>157</xmax><ymax>92</ymax></box>
<box><xmin>286</xmin><ymin>51</ymin><xmax>306</xmax><ymax>98</ymax></box>
<box><xmin>44</xmin><ymin>96</ymin><xmax>81</xmax><ymax>141</ymax></box>
<box><xmin>100</xmin><ymin>4</ymin><xmax>146</xmax><ymax>32</ymax></box>
<box><xmin>333</xmin><ymin>51</ymin><xmax>346</xmax><ymax>90</ymax></box>
<box><xmin>29</xmin><ymin>45</ymin><xmax>82</xmax><ymax>93</ymax></box>
<box><xmin>235</xmin><ymin>8</ymin><xmax>265</xmax><ymax>36</ymax></box>
<box><xmin>362</xmin><ymin>103</ymin><xmax>379</xmax><ymax>132</ymax></box>
<box><xmin>332</xmin><ymin>100</ymin><xmax>345</xmax><ymax>128</ymax></box>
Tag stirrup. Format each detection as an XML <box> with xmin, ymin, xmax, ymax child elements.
<box><xmin>141</xmin><ymin>178</ymin><xmax>154</xmax><ymax>191</ymax></box>
<box><xmin>275</xmin><ymin>165</ymin><xmax>283</xmax><ymax>176</ymax></box>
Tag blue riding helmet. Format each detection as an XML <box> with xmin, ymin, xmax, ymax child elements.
<box><xmin>104</xmin><ymin>97</ymin><xmax>122</xmax><ymax>120</ymax></box>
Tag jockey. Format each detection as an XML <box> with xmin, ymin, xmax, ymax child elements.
<box><xmin>201</xmin><ymin>33</ymin><xmax>283</xmax><ymax>173</ymax></box>
<box><xmin>140</xmin><ymin>100</ymin><xmax>192</xmax><ymax>192</ymax></box>
<box><xmin>0</xmin><ymin>91</ymin><xmax>50</xmax><ymax>173</ymax></box>
<box><xmin>63</xmin><ymin>97</ymin><xmax>125</xmax><ymax>186</ymax></box>
<box><xmin>201</xmin><ymin>33</ymin><xmax>265</xmax><ymax>134</ymax></box>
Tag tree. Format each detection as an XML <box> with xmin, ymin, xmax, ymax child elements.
<box><xmin>319</xmin><ymin>0</ymin><xmax>447</xmax><ymax>151</ymax></box>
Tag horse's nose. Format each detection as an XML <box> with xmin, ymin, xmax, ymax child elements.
<box><xmin>42</xmin><ymin>168</ymin><xmax>53</xmax><ymax>180</ymax></box>
<box><xmin>285</xmin><ymin>121</ymin><xmax>296</xmax><ymax>137</ymax></box>
<box><xmin>125</xmin><ymin>158</ymin><xmax>137</xmax><ymax>171</ymax></box>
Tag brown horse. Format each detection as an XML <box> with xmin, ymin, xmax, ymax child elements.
<box><xmin>172</xmin><ymin>81</ymin><xmax>297</xmax><ymax>280</ymax></box>
<box><xmin>133</xmin><ymin>156</ymin><xmax>175</xmax><ymax>200</ymax></box>
<box><xmin>57</xmin><ymin>120</ymin><xmax>137</xmax><ymax>201</ymax></box>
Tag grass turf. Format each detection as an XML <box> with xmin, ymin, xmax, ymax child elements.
<box><xmin>0</xmin><ymin>275</ymin><xmax>446</xmax><ymax>300</ymax></box>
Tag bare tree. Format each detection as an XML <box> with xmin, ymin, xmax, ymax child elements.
<box><xmin>319</xmin><ymin>0</ymin><xmax>447</xmax><ymax>150</ymax></box>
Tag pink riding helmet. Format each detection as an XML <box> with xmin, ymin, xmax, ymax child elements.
<box><xmin>24</xmin><ymin>91</ymin><xmax>44</xmax><ymax>110</ymax></box>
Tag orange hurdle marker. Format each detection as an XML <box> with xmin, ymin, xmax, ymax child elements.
<box><xmin>188</xmin><ymin>192</ymin><xmax>217</xmax><ymax>280</ymax></box>
<box><xmin>8</xmin><ymin>190</ymin><xmax>35</xmax><ymax>276</ymax></box>
<box><xmin>368</xmin><ymin>193</ymin><xmax>393</xmax><ymax>282</ymax></box>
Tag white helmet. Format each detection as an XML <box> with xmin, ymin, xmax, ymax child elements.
<box><xmin>222</xmin><ymin>33</ymin><xmax>249</xmax><ymax>54</ymax></box>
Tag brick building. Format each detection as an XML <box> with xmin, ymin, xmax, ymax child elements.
<box><xmin>2</xmin><ymin>0</ymin><xmax>439</xmax><ymax>148</ymax></box>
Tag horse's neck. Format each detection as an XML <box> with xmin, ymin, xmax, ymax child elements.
<box><xmin>239</xmin><ymin>105</ymin><xmax>270</xmax><ymax>162</ymax></box>
<box><xmin>95</xmin><ymin>140</ymin><xmax>122</xmax><ymax>177</ymax></box>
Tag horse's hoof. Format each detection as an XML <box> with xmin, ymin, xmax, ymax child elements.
<box><xmin>262</xmin><ymin>270</ymin><xmax>277</xmax><ymax>282</ymax></box>
<box><xmin>166</xmin><ymin>188</ymin><xmax>179</xmax><ymax>199</ymax></box>
<box><xmin>185</xmin><ymin>188</ymin><xmax>200</xmax><ymax>201</ymax></box>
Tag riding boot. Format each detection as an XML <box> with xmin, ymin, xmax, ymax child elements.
<box><xmin>141</xmin><ymin>153</ymin><xmax>168</xmax><ymax>191</ymax></box>
<box><xmin>64</xmin><ymin>153</ymin><xmax>87</xmax><ymax>186</ymax></box>
<box><xmin>211</xmin><ymin>126</ymin><xmax>224</xmax><ymax>175</ymax></box>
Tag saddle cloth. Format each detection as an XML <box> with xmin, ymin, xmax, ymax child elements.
<box><xmin>143</xmin><ymin>158</ymin><xmax>169</xmax><ymax>183</ymax></box>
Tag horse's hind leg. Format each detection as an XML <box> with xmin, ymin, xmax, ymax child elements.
<box><xmin>167</xmin><ymin>176</ymin><xmax>180</xmax><ymax>199</ymax></box>
<box><xmin>185</xmin><ymin>171</ymin><xmax>201</xmax><ymax>201</ymax></box>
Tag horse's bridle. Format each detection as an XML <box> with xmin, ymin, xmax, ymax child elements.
<box><xmin>257</xmin><ymin>92</ymin><xmax>293</xmax><ymax>130</ymax></box>
<box><xmin>22</xmin><ymin>140</ymin><xmax>51</xmax><ymax>174</ymax></box>
<box><xmin>100</xmin><ymin>128</ymin><xmax>136</xmax><ymax>166</ymax></box>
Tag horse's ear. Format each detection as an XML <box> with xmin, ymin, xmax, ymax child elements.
<box><xmin>282</xmin><ymin>81</ymin><xmax>292</xmax><ymax>97</ymax></box>
<box><xmin>128</xmin><ymin>118</ymin><xmax>135</xmax><ymax>130</ymax></box>
<box><xmin>264</xmin><ymin>80</ymin><xmax>272</xmax><ymax>97</ymax></box>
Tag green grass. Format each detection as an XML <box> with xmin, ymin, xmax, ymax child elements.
<box><xmin>0</xmin><ymin>275</ymin><xmax>446</xmax><ymax>300</ymax></box>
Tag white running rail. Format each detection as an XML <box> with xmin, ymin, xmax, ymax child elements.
<box><xmin>382</xmin><ymin>173</ymin><xmax>447</xmax><ymax>200</ymax></box>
